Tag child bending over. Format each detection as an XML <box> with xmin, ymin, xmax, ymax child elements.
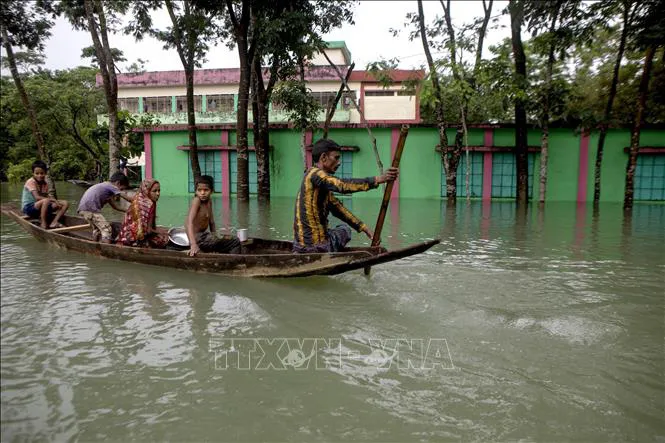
<box><xmin>77</xmin><ymin>172</ymin><xmax>132</xmax><ymax>243</ymax></box>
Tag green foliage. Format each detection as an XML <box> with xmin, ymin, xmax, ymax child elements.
<box><xmin>1</xmin><ymin>66</ymin><xmax>159</xmax><ymax>181</ymax></box>
<box><xmin>0</xmin><ymin>0</ymin><xmax>55</xmax><ymax>50</ymax></box>
<box><xmin>7</xmin><ymin>159</ymin><xmax>33</xmax><ymax>183</ymax></box>
<box><xmin>272</xmin><ymin>80</ymin><xmax>322</xmax><ymax>131</ymax></box>
<box><xmin>80</xmin><ymin>45</ymin><xmax>126</xmax><ymax>67</ymax></box>
<box><xmin>366</xmin><ymin>58</ymin><xmax>401</xmax><ymax>89</ymax></box>
<box><xmin>0</xmin><ymin>50</ymin><xmax>46</xmax><ymax>73</ymax></box>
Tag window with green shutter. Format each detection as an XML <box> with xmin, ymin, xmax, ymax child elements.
<box><xmin>441</xmin><ymin>152</ymin><xmax>484</xmax><ymax>198</ymax></box>
<box><xmin>491</xmin><ymin>152</ymin><xmax>535</xmax><ymax>198</ymax></box>
<box><xmin>229</xmin><ymin>151</ymin><xmax>257</xmax><ymax>194</ymax></box>
<box><xmin>635</xmin><ymin>154</ymin><xmax>665</xmax><ymax>201</ymax></box>
<box><xmin>337</xmin><ymin>151</ymin><xmax>353</xmax><ymax>179</ymax></box>
<box><xmin>188</xmin><ymin>151</ymin><xmax>222</xmax><ymax>193</ymax></box>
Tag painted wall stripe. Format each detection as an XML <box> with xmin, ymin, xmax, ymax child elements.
<box><xmin>144</xmin><ymin>132</ymin><xmax>152</xmax><ymax>179</ymax></box>
<box><xmin>482</xmin><ymin>129</ymin><xmax>493</xmax><ymax>200</ymax></box>
<box><xmin>577</xmin><ymin>132</ymin><xmax>590</xmax><ymax>203</ymax></box>
<box><xmin>391</xmin><ymin>127</ymin><xmax>400</xmax><ymax>199</ymax></box>
<box><xmin>221</xmin><ymin>131</ymin><xmax>230</xmax><ymax>196</ymax></box>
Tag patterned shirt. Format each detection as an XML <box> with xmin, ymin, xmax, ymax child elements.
<box><xmin>293</xmin><ymin>167</ymin><xmax>378</xmax><ymax>250</ymax></box>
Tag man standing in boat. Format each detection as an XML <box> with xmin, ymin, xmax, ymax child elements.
<box><xmin>293</xmin><ymin>139</ymin><xmax>398</xmax><ymax>253</ymax></box>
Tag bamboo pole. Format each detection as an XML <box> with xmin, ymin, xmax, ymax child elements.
<box><xmin>49</xmin><ymin>224</ymin><xmax>91</xmax><ymax>233</ymax></box>
<box><xmin>364</xmin><ymin>125</ymin><xmax>409</xmax><ymax>275</ymax></box>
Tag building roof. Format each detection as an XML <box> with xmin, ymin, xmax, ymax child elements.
<box><xmin>324</xmin><ymin>41</ymin><xmax>352</xmax><ymax>65</ymax></box>
<box><xmin>349</xmin><ymin>70</ymin><xmax>426</xmax><ymax>83</ymax></box>
<box><xmin>103</xmin><ymin>65</ymin><xmax>352</xmax><ymax>88</ymax></box>
<box><xmin>102</xmin><ymin>66</ymin><xmax>424</xmax><ymax>88</ymax></box>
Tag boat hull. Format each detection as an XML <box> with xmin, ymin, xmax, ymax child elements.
<box><xmin>1</xmin><ymin>205</ymin><xmax>440</xmax><ymax>278</ymax></box>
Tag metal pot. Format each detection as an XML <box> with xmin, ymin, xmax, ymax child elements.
<box><xmin>168</xmin><ymin>227</ymin><xmax>190</xmax><ymax>247</ymax></box>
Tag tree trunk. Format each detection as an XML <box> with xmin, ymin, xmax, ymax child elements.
<box><xmin>1</xmin><ymin>26</ymin><xmax>57</xmax><ymax>197</ymax></box>
<box><xmin>322</xmin><ymin>51</ymin><xmax>383</xmax><ymax>175</ymax></box>
<box><xmin>2</xmin><ymin>29</ymin><xmax>48</xmax><ymax>162</ymax></box>
<box><xmin>251</xmin><ymin>58</ymin><xmax>270</xmax><ymax>201</ymax></box>
<box><xmin>624</xmin><ymin>46</ymin><xmax>655</xmax><ymax>210</ymax></box>
<box><xmin>235</xmin><ymin>35</ymin><xmax>250</xmax><ymax>201</ymax></box>
<box><xmin>539</xmin><ymin>2</ymin><xmax>560</xmax><ymax>204</ymax></box>
<box><xmin>510</xmin><ymin>0</ymin><xmax>529</xmax><ymax>206</ymax></box>
<box><xmin>84</xmin><ymin>0</ymin><xmax>120</xmax><ymax>178</ymax></box>
<box><xmin>594</xmin><ymin>1</ymin><xmax>631</xmax><ymax>206</ymax></box>
<box><xmin>257</xmin><ymin>100</ymin><xmax>270</xmax><ymax>200</ymax></box>
<box><xmin>164</xmin><ymin>0</ymin><xmax>201</xmax><ymax>181</ymax></box>
<box><xmin>417</xmin><ymin>0</ymin><xmax>453</xmax><ymax>203</ymax></box>
<box><xmin>472</xmin><ymin>0</ymin><xmax>494</xmax><ymax>84</ymax></box>
<box><xmin>226</xmin><ymin>0</ymin><xmax>251</xmax><ymax>200</ymax></box>
<box><xmin>323</xmin><ymin>62</ymin><xmax>354</xmax><ymax>139</ymax></box>
<box><xmin>186</xmin><ymin>67</ymin><xmax>201</xmax><ymax>179</ymax></box>
<box><xmin>300</xmin><ymin>131</ymin><xmax>308</xmax><ymax>171</ymax></box>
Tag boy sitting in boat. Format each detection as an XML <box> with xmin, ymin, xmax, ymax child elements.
<box><xmin>21</xmin><ymin>160</ymin><xmax>69</xmax><ymax>229</ymax></box>
<box><xmin>77</xmin><ymin>172</ymin><xmax>132</xmax><ymax>243</ymax></box>
<box><xmin>117</xmin><ymin>179</ymin><xmax>169</xmax><ymax>248</ymax></box>
<box><xmin>292</xmin><ymin>139</ymin><xmax>398</xmax><ymax>253</ymax></box>
<box><xmin>185</xmin><ymin>175</ymin><xmax>240</xmax><ymax>256</ymax></box>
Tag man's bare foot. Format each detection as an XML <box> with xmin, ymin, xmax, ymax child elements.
<box><xmin>49</xmin><ymin>222</ymin><xmax>64</xmax><ymax>229</ymax></box>
<box><xmin>40</xmin><ymin>223</ymin><xmax>48</xmax><ymax>229</ymax></box>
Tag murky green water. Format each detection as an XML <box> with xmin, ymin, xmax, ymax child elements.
<box><xmin>1</xmin><ymin>183</ymin><xmax>664</xmax><ymax>441</ymax></box>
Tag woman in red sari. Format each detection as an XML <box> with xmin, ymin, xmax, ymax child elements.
<box><xmin>118</xmin><ymin>179</ymin><xmax>168</xmax><ymax>248</ymax></box>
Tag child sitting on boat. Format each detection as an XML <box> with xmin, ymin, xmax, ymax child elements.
<box><xmin>117</xmin><ymin>179</ymin><xmax>169</xmax><ymax>248</ymax></box>
<box><xmin>185</xmin><ymin>175</ymin><xmax>240</xmax><ymax>256</ymax></box>
<box><xmin>21</xmin><ymin>160</ymin><xmax>69</xmax><ymax>229</ymax></box>
<box><xmin>77</xmin><ymin>172</ymin><xmax>132</xmax><ymax>243</ymax></box>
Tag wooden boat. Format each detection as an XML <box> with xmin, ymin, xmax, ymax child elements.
<box><xmin>1</xmin><ymin>204</ymin><xmax>440</xmax><ymax>278</ymax></box>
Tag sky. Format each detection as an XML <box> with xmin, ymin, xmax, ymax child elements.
<box><xmin>8</xmin><ymin>1</ymin><xmax>512</xmax><ymax>73</ymax></box>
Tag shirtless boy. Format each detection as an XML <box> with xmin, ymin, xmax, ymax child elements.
<box><xmin>185</xmin><ymin>175</ymin><xmax>240</xmax><ymax>256</ymax></box>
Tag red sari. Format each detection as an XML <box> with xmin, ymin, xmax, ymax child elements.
<box><xmin>118</xmin><ymin>179</ymin><xmax>168</xmax><ymax>248</ymax></box>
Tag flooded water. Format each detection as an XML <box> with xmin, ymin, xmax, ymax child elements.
<box><xmin>1</xmin><ymin>182</ymin><xmax>664</xmax><ymax>441</ymax></box>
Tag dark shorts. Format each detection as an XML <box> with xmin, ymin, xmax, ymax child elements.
<box><xmin>293</xmin><ymin>225</ymin><xmax>352</xmax><ymax>253</ymax></box>
<box><xmin>22</xmin><ymin>202</ymin><xmax>55</xmax><ymax>219</ymax></box>
<box><xmin>197</xmin><ymin>231</ymin><xmax>241</xmax><ymax>254</ymax></box>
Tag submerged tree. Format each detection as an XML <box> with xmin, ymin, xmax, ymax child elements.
<box><xmin>416</xmin><ymin>0</ymin><xmax>452</xmax><ymax>204</ymax></box>
<box><xmin>525</xmin><ymin>0</ymin><xmax>588</xmax><ymax>204</ymax></box>
<box><xmin>399</xmin><ymin>0</ymin><xmax>493</xmax><ymax>203</ymax></box>
<box><xmin>624</xmin><ymin>0</ymin><xmax>664</xmax><ymax>210</ymax></box>
<box><xmin>248</xmin><ymin>0</ymin><xmax>355</xmax><ymax>199</ymax></box>
<box><xmin>590</xmin><ymin>0</ymin><xmax>637</xmax><ymax>207</ymax></box>
<box><xmin>129</xmin><ymin>0</ymin><xmax>224</xmax><ymax>181</ymax></box>
<box><xmin>509</xmin><ymin>0</ymin><xmax>529</xmax><ymax>206</ymax></box>
<box><xmin>223</xmin><ymin>0</ymin><xmax>253</xmax><ymax>201</ymax></box>
<box><xmin>58</xmin><ymin>0</ymin><xmax>129</xmax><ymax>178</ymax></box>
<box><xmin>436</xmin><ymin>0</ymin><xmax>493</xmax><ymax>202</ymax></box>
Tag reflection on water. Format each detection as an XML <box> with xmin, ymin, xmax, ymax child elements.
<box><xmin>1</xmin><ymin>183</ymin><xmax>664</xmax><ymax>441</ymax></box>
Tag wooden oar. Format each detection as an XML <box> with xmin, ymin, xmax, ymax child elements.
<box><xmin>364</xmin><ymin>125</ymin><xmax>410</xmax><ymax>276</ymax></box>
<box><xmin>49</xmin><ymin>223</ymin><xmax>90</xmax><ymax>233</ymax></box>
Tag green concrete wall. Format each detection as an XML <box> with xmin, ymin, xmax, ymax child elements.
<box><xmin>269</xmin><ymin>129</ymin><xmax>304</xmax><ymax>198</ymax></box>
<box><xmin>586</xmin><ymin>129</ymin><xmax>630</xmax><ymax>203</ymax></box>
<box><xmin>544</xmin><ymin>129</ymin><xmax>581</xmax><ymax>201</ymax></box>
<box><xmin>147</xmin><ymin>127</ymin><xmax>664</xmax><ymax>201</ymax></box>
<box><xmin>151</xmin><ymin>131</ymin><xmax>190</xmax><ymax>196</ymax></box>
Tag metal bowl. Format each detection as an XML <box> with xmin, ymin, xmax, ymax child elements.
<box><xmin>168</xmin><ymin>227</ymin><xmax>190</xmax><ymax>247</ymax></box>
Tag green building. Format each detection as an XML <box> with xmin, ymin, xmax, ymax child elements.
<box><xmin>103</xmin><ymin>41</ymin><xmax>664</xmax><ymax>202</ymax></box>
